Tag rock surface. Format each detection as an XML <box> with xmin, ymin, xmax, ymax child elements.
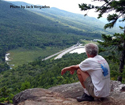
<box><xmin>49</xmin><ymin>80</ymin><xmax>125</xmax><ymax>100</ymax></box>
<box><xmin>49</xmin><ymin>82</ymin><xmax>83</xmax><ymax>98</ymax></box>
<box><xmin>13</xmin><ymin>81</ymin><xmax>125</xmax><ymax>105</ymax></box>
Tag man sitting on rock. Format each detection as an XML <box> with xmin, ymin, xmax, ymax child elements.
<box><xmin>61</xmin><ymin>43</ymin><xmax>110</xmax><ymax>102</ymax></box>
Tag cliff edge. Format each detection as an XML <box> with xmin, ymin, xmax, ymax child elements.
<box><xmin>12</xmin><ymin>81</ymin><xmax>125</xmax><ymax>105</ymax></box>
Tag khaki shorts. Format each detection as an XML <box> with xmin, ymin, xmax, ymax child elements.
<box><xmin>84</xmin><ymin>76</ymin><xmax>96</xmax><ymax>98</ymax></box>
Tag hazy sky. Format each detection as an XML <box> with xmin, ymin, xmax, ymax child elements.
<box><xmin>4</xmin><ymin>0</ymin><xmax>104</xmax><ymax>17</ymax></box>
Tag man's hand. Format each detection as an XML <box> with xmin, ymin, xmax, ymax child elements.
<box><xmin>61</xmin><ymin>69</ymin><xmax>74</xmax><ymax>75</ymax></box>
<box><xmin>61</xmin><ymin>65</ymin><xmax>79</xmax><ymax>75</ymax></box>
<box><xmin>61</xmin><ymin>69</ymin><xmax>66</xmax><ymax>75</ymax></box>
<box><xmin>70</xmin><ymin>70</ymin><xmax>74</xmax><ymax>75</ymax></box>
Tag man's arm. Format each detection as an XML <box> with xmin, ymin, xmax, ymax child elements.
<box><xmin>61</xmin><ymin>65</ymin><xmax>79</xmax><ymax>75</ymax></box>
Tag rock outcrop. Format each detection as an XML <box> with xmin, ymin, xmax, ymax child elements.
<box><xmin>49</xmin><ymin>80</ymin><xmax>125</xmax><ymax>100</ymax></box>
<box><xmin>13</xmin><ymin>81</ymin><xmax>125</xmax><ymax>105</ymax></box>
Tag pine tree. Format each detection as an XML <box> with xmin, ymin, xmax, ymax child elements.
<box><xmin>79</xmin><ymin>0</ymin><xmax>125</xmax><ymax>81</ymax></box>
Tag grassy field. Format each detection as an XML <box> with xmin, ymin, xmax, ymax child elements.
<box><xmin>7</xmin><ymin>47</ymin><xmax>62</xmax><ymax>68</ymax></box>
<box><xmin>80</xmin><ymin>39</ymin><xmax>99</xmax><ymax>45</ymax></box>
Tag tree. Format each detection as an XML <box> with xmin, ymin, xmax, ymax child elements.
<box><xmin>20</xmin><ymin>81</ymin><xmax>31</xmax><ymax>91</ymax></box>
<box><xmin>0</xmin><ymin>87</ymin><xmax>14</xmax><ymax>103</ymax></box>
<box><xmin>79</xmin><ymin>0</ymin><xmax>125</xmax><ymax>81</ymax></box>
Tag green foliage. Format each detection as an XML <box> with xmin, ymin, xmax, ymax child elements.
<box><xmin>109</xmin><ymin>60</ymin><xmax>125</xmax><ymax>82</ymax></box>
<box><xmin>0</xmin><ymin>87</ymin><xmax>14</xmax><ymax>103</ymax></box>
<box><xmin>0</xmin><ymin>62</ymin><xmax>9</xmax><ymax>73</ymax></box>
<box><xmin>20</xmin><ymin>81</ymin><xmax>31</xmax><ymax>91</ymax></box>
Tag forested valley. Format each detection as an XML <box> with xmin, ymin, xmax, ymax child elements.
<box><xmin>0</xmin><ymin>1</ymin><xmax>104</xmax><ymax>71</ymax></box>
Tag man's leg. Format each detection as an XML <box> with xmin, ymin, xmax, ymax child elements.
<box><xmin>76</xmin><ymin>69</ymin><xmax>94</xmax><ymax>102</ymax></box>
<box><xmin>77</xmin><ymin>69</ymin><xmax>90</xmax><ymax>88</ymax></box>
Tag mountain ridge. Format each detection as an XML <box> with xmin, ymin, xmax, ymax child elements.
<box><xmin>5</xmin><ymin>1</ymin><xmax>121</xmax><ymax>34</ymax></box>
<box><xmin>0</xmin><ymin>1</ymin><xmax>86</xmax><ymax>60</ymax></box>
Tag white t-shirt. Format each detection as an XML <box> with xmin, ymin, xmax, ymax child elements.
<box><xmin>79</xmin><ymin>55</ymin><xmax>110</xmax><ymax>97</ymax></box>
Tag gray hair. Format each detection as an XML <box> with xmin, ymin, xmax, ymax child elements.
<box><xmin>85</xmin><ymin>43</ymin><xmax>98</xmax><ymax>56</ymax></box>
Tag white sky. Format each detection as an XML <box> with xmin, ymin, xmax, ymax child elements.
<box><xmin>4</xmin><ymin>0</ymin><xmax>104</xmax><ymax>17</ymax></box>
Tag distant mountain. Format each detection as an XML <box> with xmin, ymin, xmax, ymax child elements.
<box><xmin>0</xmin><ymin>1</ymin><xmax>121</xmax><ymax>61</ymax></box>
<box><xmin>7</xmin><ymin>1</ymin><xmax>121</xmax><ymax>34</ymax></box>
<box><xmin>0</xmin><ymin>1</ymin><xmax>85</xmax><ymax>47</ymax></box>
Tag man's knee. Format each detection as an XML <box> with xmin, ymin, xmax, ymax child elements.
<box><xmin>77</xmin><ymin>69</ymin><xmax>86</xmax><ymax>74</ymax></box>
<box><xmin>77</xmin><ymin>69</ymin><xmax>82</xmax><ymax>74</ymax></box>
<box><xmin>77</xmin><ymin>69</ymin><xmax>90</xmax><ymax>77</ymax></box>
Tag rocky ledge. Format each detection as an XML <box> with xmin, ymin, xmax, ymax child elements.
<box><xmin>12</xmin><ymin>80</ymin><xmax>125</xmax><ymax>105</ymax></box>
